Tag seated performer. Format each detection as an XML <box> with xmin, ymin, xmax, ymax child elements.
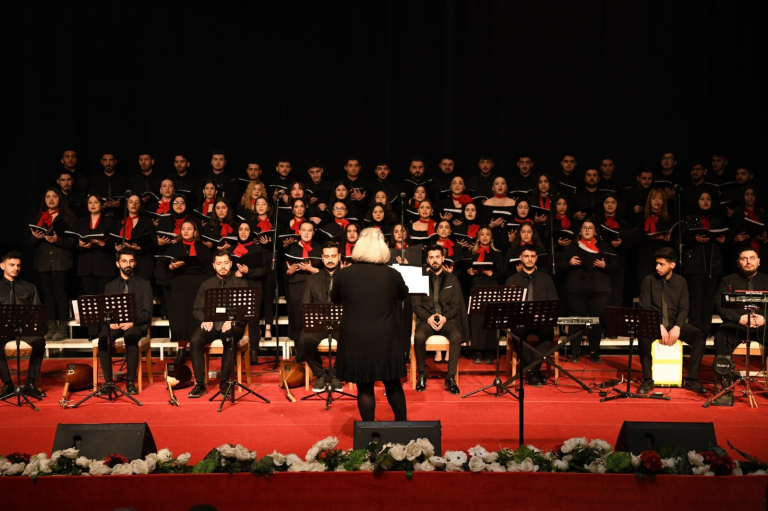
<box><xmin>0</xmin><ymin>251</ymin><xmax>46</xmax><ymax>400</ymax></box>
<box><xmin>97</xmin><ymin>248</ymin><xmax>153</xmax><ymax>396</ymax></box>
<box><xmin>714</xmin><ymin>247</ymin><xmax>768</xmax><ymax>357</ymax></box>
<box><xmin>411</xmin><ymin>245</ymin><xmax>462</xmax><ymax>394</ymax></box>
<box><xmin>299</xmin><ymin>241</ymin><xmax>344</xmax><ymax>392</ymax></box>
<box><xmin>637</xmin><ymin>247</ymin><xmax>707</xmax><ymax>395</ymax></box>
<box><xmin>505</xmin><ymin>246</ymin><xmax>558</xmax><ymax>387</ymax></box>
<box><xmin>187</xmin><ymin>250</ymin><xmax>249</xmax><ymax>398</ymax></box>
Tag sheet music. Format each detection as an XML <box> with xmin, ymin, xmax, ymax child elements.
<box><xmin>390</xmin><ymin>264</ymin><xmax>429</xmax><ymax>295</ymax></box>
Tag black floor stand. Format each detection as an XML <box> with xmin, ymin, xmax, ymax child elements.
<box><xmin>0</xmin><ymin>304</ymin><xmax>47</xmax><ymax>412</ymax></box>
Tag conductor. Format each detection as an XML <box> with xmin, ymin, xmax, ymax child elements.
<box><xmin>330</xmin><ymin>228</ymin><xmax>409</xmax><ymax>421</ymax></box>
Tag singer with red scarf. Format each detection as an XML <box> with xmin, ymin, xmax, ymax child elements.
<box><xmin>730</xmin><ymin>186</ymin><xmax>768</xmax><ymax>259</ymax></box>
<box><xmin>72</xmin><ymin>194</ymin><xmax>116</xmax><ymax>297</ymax></box>
<box><xmin>281</xmin><ymin>197</ymin><xmax>307</xmax><ymax>249</ymax></box>
<box><xmin>114</xmin><ymin>194</ymin><xmax>157</xmax><ymax>281</ymax></box>
<box><xmin>557</xmin><ymin>220</ymin><xmax>617</xmax><ymax>364</ymax></box>
<box><xmin>233</xmin><ymin>220</ymin><xmax>267</xmax><ymax>349</ymax></box>
<box><xmin>201</xmin><ymin>198</ymin><xmax>235</xmax><ymax>252</ymax></box>
<box><xmin>410</xmin><ymin>198</ymin><xmax>437</xmax><ymax>238</ymax></box>
<box><xmin>285</xmin><ymin>221</ymin><xmax>321</xmax><ymax>341</ymax></box>
<box><xmin>340</xmin><ymin>223</ymin><xmax>361</xmax><ymax>262</ymax></box>
<box><xmin>553</xmin><ymin>195</ymin><xmax>577</xmax><ymax>258</ymax></box>
<box><xmin>321</xmin><ymin>200</ymin><xmax>352</xmax><ymax>241</ymax></box>
<box><xmin>195</xmin><ymin>180</ymin><xmax>218</xmax><ymax>225</ymax></box>
<box><xmin>250</xmin><ymin>196</ymin><xmax>277</xmax><ymax>339</ymax></box>
<box><xmin>597</xmin><ymin>192</ymin><xmax>632</xmax><ymax>308</ymax></box>
<box><xmin>467</xmin><ymin>226</ymin><xmax>504</xmax><ymax>364</ymax></box>
<box><xmin>149</xmin><ymin>178</ymin><xmax>175</xmax><ymax>225</ymax></box>
<box><xmin>30</xmin><ymin>188</ymin><xmax>77</xmax><ymax>342</ymax></box>
<box><xmin>154</xmin><ymin>193</ymin><xmax>194</xmax><ymax>322</ymax></box>
<box><xmin>636</xmin><ymin>188</ymin><xmax>676</xmax><ymax>288</ymax></box>
<box><xmin>166</xmin><ymin>220</ymin><xmax>213</xmax><ymax>364</ymax></box>
<box><xmin>436</xmin><ymin>175</ymin><xmax>473</xmax><ymax>222</ymax></box>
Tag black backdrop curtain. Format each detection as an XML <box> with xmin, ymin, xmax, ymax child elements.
<box><xmin>6</xmin><ymin>1</ymin><xmax>766</xmax><ymax>267</ymax></box>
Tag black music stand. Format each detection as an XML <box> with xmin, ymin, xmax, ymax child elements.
<box><xmin>300</xmin><ymin>303</ymin><xmax>356</xmax><ymax>409</ymax></box>
<box><xmin>462</xmin><ymin>286</ymin><xmax>526</xmax><ymax>400</ymax></box>
<box><xmin>204</xmin><ymin>287</ymin><xmax>270</xmax><ymax>412</ymax></box>
<box><xmin>703</xmin><ymin>294</ymin><xmax>768</xmax><ymax>408</ymax></box>
<box><xmin>0</xmin><ymin>304</ymin><xmax>47</xmax><ymax>412</ymax></box>
<box><xmin>72</xmin><ymin>293</ymin><xmax>142</xmax><ymax>408</ymax></box>
<box><xmin>601</xmin><ymin>307</ymin><xmax>669</xmax><ymax>402</ymax></box>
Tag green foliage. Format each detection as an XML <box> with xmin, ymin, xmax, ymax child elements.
<box><xmin>192</xmin><ymin>449</ymin><xmax>220</xmax><ymax>474</ymax></box>
<box><xmin>343</xmin><ymin>449</ymin><xmax>369</xmax><ymax>472</ymax></box>
<box><xmin>250</xmin><ymin>456</ymin><xmax>276</xmax><ymax>477</ymax></box>
<box><xmin>658</xmin><ymin>445</ymin><xmax>681</xmax><ymax>460</ymax></box>
<box><xmin>605</xmin><ymin>452</ymin><xmax>632</xmax><ymax>474</ymax></box>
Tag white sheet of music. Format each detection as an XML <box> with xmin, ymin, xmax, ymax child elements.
<box><xmin>390</xmin><ymin>264</ymin><xmax>429</xmax><ymax>295</ymax></box>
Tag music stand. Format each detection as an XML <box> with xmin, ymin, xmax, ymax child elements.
<box><xmin>601</xmin><ymin>307</ymin><xmax>669</xmax><ymax>402</ymax></box>
<box><xmin>703</xmin><ymin>294</ymin><xmax>768</xmax><ymax>408</ymax></box>
<box><xmin>462</xmin><ymin>286</ymin><xmax>526</xmax><ymax>400</ymax></box>
<box><xmin>300</xmin><ymin>303</ymin><xmax>356</xmax><ymax>409</ymax></box>
<box><xmin>203</xmin><ymin>286</ymin><xmax>270</xmax><ymax>412</ymax></box>
<box><xmin>0</xmin><ymin>304</ymin><xmax>47</xmax><ymax>411</ymax></box>
<box><xmin>72</xmin><ymin>293</ymin><xmax>143</xmax><ymax>408</ymax></box>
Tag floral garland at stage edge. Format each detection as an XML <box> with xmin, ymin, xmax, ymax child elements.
<box><xmin>2</xmin><ymin>437</ymin><xmax>768</xmax><ymax>479</ymax></box>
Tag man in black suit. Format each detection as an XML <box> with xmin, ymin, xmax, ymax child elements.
<box><xmin>187</xmin><ymin>250</ymin><xmax>250</xmax><ymax>398</ymax></box>
<box><xmin>88</xmin><ymin>152</ymin><xmax>129</xmax><ymax>217</ymax></box>
<box><xmin>0</xmin><ymin>251</ymin><xmax>46</xmax><ymax>400</ymax></box>
<box><xmin>411</xmin><ymin>245</ymin><xmax>463</xmax><ymax>394</ymax></box>
<box><xmin>505</xmin><ymin>247</ymin><xmax>558</xmax><ymax>386</ymax></box>
<box><xmin>299</xmin><ymin>241</ymin><xmax>343</xmax><ymax>392</ymax></box>
<box><xmin>97</xmin><ymin>248</ymin><xmax>153</xmax><ymax>395</ymax></box>
<box><xmin>637</xmin><ymin>247</ymin><xmax>707</xmax><ymax>395</ymax></box>
<box><xmin>129</xmin><ymin>152</ymin><xmax>162</xmax><ymax>204</ymax></box>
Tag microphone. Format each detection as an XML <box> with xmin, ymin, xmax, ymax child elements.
<box><xmin>400</xmin><ymin>192</ymin><xmax>407</xmax><ymax>199</ymax></box>
<box><xmin>125</xmin><ymin>189</ymin><xmax>132</xmax><ymax>196</ymax></box>
<box><xmin>275</xmin><ymin>189</ymin><xmax>286</xmax><ymax>197</ymax></box>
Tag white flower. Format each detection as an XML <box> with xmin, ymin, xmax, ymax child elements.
<box><xmin>553</xmin><ymin>459</ymin><xmax>570</xmax><ymax>471</ymax></box>
<box><xmin>334</xmin><ymin>465</ymin><xmax>347</xmax><ymax>472</ymax></box>
<box><xmin>314</xmin><ymin>436</ymin><xmax>338</xmax><ymax>451</ymax></box>
<box><xmin>631</xmin><ymin>454</ymin><xmax>641</xmax><ymax>468</ymax></box>
<box><xmin>415</xmin><ymin>438</ymin><xmax>435</xmax><ymax>458</ymax></box>
<box><xmin>359</xmin><ymin>461</ymin><xmax>375</xmax><ymax>472</ymax></box>
<box><xmin>688</xmin><ymin>451</ymin><xmax>704</xmax><ymax>467</ymax></box>
<box><xmin>38</xmin><ymin>459</ymin><xmax>53</xmax><ymax>474</ymax></box>
<box><xmin>287</xmin><ymin>461</ymin><xmax>325</xmax><ymax>472</ymax></box>
<box><xmin>488</xmin><ymin>462</ymin><xmax>506</xmax><ymax>472</ymax></box>
<box><xmin>481</xmin><ymin>452</ymin><xmax>499</xmax><ymax>463</ymax></box>
<box><xmin>22</xmin><ymin>458</ymin><xmax>40</xmax><ymax>476</ymax></box>
<box><xmin>59</xmin><ymin>448</ymin><xmax>79</xmax><ymax>459</ymax></box>
<box><xmin>526</xmin><ymin>445</ymin><xmax>542</xmax><ymax>454</ymax></box>
<box><xmin>4</xmin><ymin>463</ymin><xmax>25</xmax><ymax>476</ymax></box>
<box><xmin>585</xmin><ymin>458</ymin><xmax>606</xmax><ymax>474</ymax></box>
<box><xmin>176</xmin><ymin>453</ymin><xmax>191</xmax><ymax>466</ymax></box>
<box><xmin>0</xmin><ymin>460</ymin><xmax>10</xmax><ymax>475</ymax></box>
<box><xmin>389</xmin><ymin>444</ymin><xmax>407</xmax><ymax>462</ymax></box>
<box><xmin>732</xmin><ymin>467</ymin><xmax>743</xmax><ymax>476</ymax></box>
<box><xmin>749</xmin><ymin>469</ymin><xmax>766</xmax><ymax>475</ymax></box>
<box><xmin>414</xmin><ymin>460</ymin><xmax>436</xmax><ymax>472</ymax></box>
<box><xmin>561</xmin><ymin>437</ymin><xmax>587</xmax><ymax>454</ymax></box>
<box><xmin>144</xmin><ymin>454</ymin><xmax>158</xmax><ymax>472</ymax></box>
<box><xmin>468</xmin><ymin>456</ymin><xmax>487</xmax><ymax>473</ymax></box>
<box><xmin>692</xmin><ymin>464</ymin><xmax>711</xmax><ymax>475</ymax></box>
<box><xmin>89</xmin><ymin>461</ymin><xmax>112</xmax><ymax>476</ymax></box>
<box><xmin>428</xmin><ymin>456</ymin><xmax>446</xmax><ymax>468</ymax></box>
<box><xmin>307</xmin><ymin>462</ymin><xmax>326</xmax><ymax>472</ymax></box>
<box><xmin>285</xmin><ymin>454</ymin><xmax>303</xmax><ymax>466</ymax></box>
<box><xmin>444</xmin><ymin>450</ymin><xmax>467</xmax><ymax>466</ymax></box>
<box><xmin>130</xmin><ymin>459</ymin><xmax>149</xmax><ymax>475</ymax></box>
<box><xmin>468</xmin><ymin>445</ymin><xmax>489</xmax><ymax>457</ymax></box>
<box><xmin>405</xmin><ymin>441</ymin><xmax>423</xmax><ymax>461</ymax></box>
<box><xmin>508</xmin><ymin>459</ymin><xmax>539</xmax><ymax>472</ymax></box>
<box><xmin>217</xmin><ymin>444</ymin><xmax>236</xmax><ymax>458</ymax></box>
<box><xmin>75</xmin><ymin>457</ymin><xmax>92</xmax><ymax>469</ymax></box>
<box><xmin>270</xmin><ymin>451</ymin><xmax>286</xmax><ymax>466</ymax></box>
<box><xmin>588</xmin><ymin>439</ymin><xmax>613</xmax><ymax>456</ymax></box>
<box><xmin>305</xmin><ymin>446</ymin><xmax>320</xmax><ymax>462</ymax></box>
<box><xmin>661</xmin><ymin>458</ymin><xmax>676</xmax><ymax>469</ymax></box>
<box><xmin>49</xmin><ymin>452</ymin><xmax>62</xmax><ymax>465</ymax></box>
<box><xmin>445</xmin><ymin>462</ymin><xmax>464</xmax><ymax>472</ymax></box>
<box><xmin>157</xmin><ymin>448</ymin><xmax>173</xmax><ymax>463</ymax></box>
<box><xmin>111</xmin><ymin>463</ymin><xmax>133</xmax><ymax>475</ymax></box>
<box><xmin>234</xmin><ymin>444</ymin><xmax>255</xmax><ymax>462</ymax></box>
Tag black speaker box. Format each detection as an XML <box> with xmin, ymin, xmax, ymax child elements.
<box><xmin>615</xmin><ymin>421</ymin><xmax>717</xmax><ymax>454</ymax></box>
<box><xmin>353</xmin><ymin>420</ymin><xmax>441</xmax><ymax>454</ymax></box>
<box><xmin>52</xmin><ymin>423</ymin><xmax>157</xmax><ymax>461</ymax></box>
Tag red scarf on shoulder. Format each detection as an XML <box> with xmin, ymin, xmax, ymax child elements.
<box><xmin>182</xmin><ymin>240</ymin><xmax>197</xmax><ymax>256</ymax></box>
<box><xmin>644</xmin><ymin>213</ymin><xmax>660</xmax><ymax>233</ymax></box>
<box><xmin>38</xmin><ymin>209</ymin><xmax>59</xmax><ymax>227</ymax></box>
<box><xmin>476</xmin><ymin>245</ymin><xmax>490</xmax><ymax>262</ymax></box>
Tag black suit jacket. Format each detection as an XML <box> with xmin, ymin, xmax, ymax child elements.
<box><xmin>639</xmin><ymin>272</ymin><xmax>689</xmax><ymax>329</ymax></box>
<box><xmin>104</xmin><ymin>275</ymin><xmax>153</xmax><ymax>328</ymax></box>
<box><xmin>192</xmin><ymin>273</ymin><xmax>250</xmax><ymax>325</ymax></box>
<box><xmin>412</xmin><ymin>271</ymin><xmax>462</xmax><ymax>322</ymax></box>
<box><xmin>302</xmin><ymin>269</ymin><xmax>336</xmax><ymax>305</ymax></box>
<box><xmin>0</xmin><ymin>278</ymin><xmax>41</xmax><ymax>306</ymax></box>
<box><xmin>505</xmin><ymin>270</ymin><xmax>558</xmax><ymax>301</ymax></box>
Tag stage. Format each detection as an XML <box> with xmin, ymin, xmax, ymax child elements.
<box><xmin>2</xmin><ymin>355</ymin><xmax>768</xmax><ymax>509</ymax></box>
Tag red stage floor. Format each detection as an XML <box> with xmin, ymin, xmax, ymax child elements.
<box><xmin>2</xmin><ymin>354</ymin><xmax>768</xmax><ymax>464</ymax></box>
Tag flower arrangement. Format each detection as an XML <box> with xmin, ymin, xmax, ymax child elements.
<box><xmin>2</xmin><ymin>437</ymin><xmax>765</xmax><ymax>478</ymax></box>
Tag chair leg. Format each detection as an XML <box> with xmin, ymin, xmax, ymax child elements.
<box><xmin>138</xmin><ymin>350</ymin><xmax>143</xmax><ymax>394</ymax></box>
<box><xmin>147</xmin><ymin>347</ymin><xmax>154</xmax><ymax>385</ymax></box>
<box><xmin>92</xmin><ymin>347</ymin><xmax>99</xmax><ymax>387</ymax></box>
<box><xmin>245</xmin><ymin>346</ymin><xmax>251</xmax><ymax>386</ymax></box>
<box><xmin>410</xmin><ymin>344</ymin><xmax>416</xmax><ymax>389</ymax></box>
<box><xmin>237</xmin><ymin>349</ymin><xmax>243</xmax><ymax>394</ymax></box>
<box><xmin>304</xmin><ymin>362</ymin><xmax>310</xmax><ymax>390</ymax></box>
<box><xmin>554</xmin><ymin>351</ymin><xmax>559</xmax><ymax>383</ymax></box>
<box><xmin>204</xmin><ymin>353</ymin><xmax>210</xmax><ymax>385</ymax></box>
<box><xmin>505</xmin><ymin>334</ymin><xmax>512</xmax><ymax>377</ymax></box>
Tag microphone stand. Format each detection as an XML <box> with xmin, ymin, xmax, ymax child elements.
<box><xmin>270</xmin><ymin>191</ymin><xmax>283</xmax><ymax>370</ymax></box>
<box><xmin>676</xmin><ymin>186</ymin><xmax>683</xmax><ymax>272</ymax></box>
<box><xmin>399</xmin><ymin>193</ymin><xmax>407</xmax><ymax>359</ymax></box>
<box><xmin>549</xmin><ymin>196</ymin><xmax>556</xmax><ymax>275</ymax></box>
<box><xmin>121</xmin><ymin>189</ymin><xmax>131</xmax><ymax>248</ymax></box>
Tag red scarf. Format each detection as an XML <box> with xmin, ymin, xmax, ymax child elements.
<box><xmin>466</xmin><ymin>224</ymin><xmax>479</xmax><ymax>238</ymax></box>
<box><xmin>556</xmin><ymin>214</ymin><xmax>571</xmax><ymax>230</ymax></box>
<box><xmin>90</xmin><ymin>214</ymin><xmax>101</xmax><ymax>230</ymax></box>
<box><xmin>603</xmin><ymin>216</ymin><xmax>619</xmax><ymax>229</ymax></box>
<box><xmin>412</xmin><ymin>201</ymin><xmax>420</xmax><ymax>209</ymax></box>
<box><xmin>301</xmin><ymin>241</ymin><xmax>313</xmax><ymax>259</ymax></box>
<box><xmin>173</xmin><ymin>215</ymin><xmax>186</xmax><ymax>235</ymax></box>
<box><xmin>745</xmin><ymin>209</ymin><xmax>761</xmax><ymax>253</ymax></box>
<box><xmin>477</xmin><ymin>245</ymin><xmax>490</xmax><ymax>262</ymax></box>
<box><xmin>182</xmin><ymin>240</ymin><xmax>197</xmax><ymax>256</ymax></box>
<box><xmin>233</xmin><ymin>241</ymin><xmax>252</xmax><ymax>257</ymax></box>
<box><xmin>291</xmin><ymin>217</ymin><xmax>305</xmax><ymax>235</ymax></box>
<box><xmin>452</xmin><ymin>194</ymin><xmax>473</xmax><ymax>205</ymax></box>
<box><xmin>493</xmin><ymin>193</ymin><xmax>507</xmax><ymax>199</ymax></box>
<box><xmin>256</xmin><ymin>218</ymin><xmax>273</xmax><ymax>232</ymax></box>
<box><xmin>645</xmin><ymin>213</ymin><xmax>660</xmax><ymax>233</ymax></box>
<box><xmin>539</xmin><ymin>196</ymin><xmax>551</xmax><ymax>210</ymax></box>
<box><xmin>579</xmin><ymin>239</ymin><xmax>599</xmax><ymax>252</ymax></box>
<box><xmin>346</xmin><ymin>243</ymin><xmax>355</xmax><ymax>257</ymax></box>
<box><xmin>157</xmin><ymin>200</ymin><xmax>170</xmax><ymax>214</ymax></box>
<box><xmin>699</xmin><ymin>216</ymin><xmax>711</xmax><ymax>230</ymax></box>
<box><xmin>202</xmin><ymin>199</ymin><xmax>215</xmax><ymax>216</ymax></box>
<box><xmin>395</xmin><ymin>242</ymin><xmax>407</xmax><ymax>250</ymax></box>
<box><xmin>335</xmin><ymin>218</ymin><xmax>349</xmax><ymax>229</ymax></box>
<box><xmin>419</xmin><ymin>218</ymin><xmax>436</xmax><ymax>235</ymax></box>
<box><xmin>120</xmin><ymin>215</ymin><xmax>138</xmax><ymax>239</ymax></box>
<box><xmin>38</xmin><ymin>209</ymin><xmax>59</xmax><ymax>227</ymax></box>
<box><xmin>515</xmin><ymin>217</ymin><xmax>533</xmax><ymax>225</ymax></box>
<box><xmin>220</xmin><ymin>222</ymin><xmax>233</xmax><ymax>237</ymax></box>
<box><xmin>440</xmin><ymin>238</ymin><xmax>455</xmax><ymax>256</ymax></box>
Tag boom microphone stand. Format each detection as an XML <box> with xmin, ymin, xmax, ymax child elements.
<box><xmin>264</xmin><ymin>190</ymin><xmax>283</xmax><ymax>370</ymax></box>
<box><xmin>0</xmin><ymin>304</ymin><xmax>47</xmax><ymax>412</ymax></box>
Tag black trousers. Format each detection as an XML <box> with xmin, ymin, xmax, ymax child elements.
<box><xmin>511</xmin><ymin>327</ymin><xmax>554</xmax><ymax>373</ymax></box>
<box><xmin>685</xmin><ymin>273</ymin><xmax>719</xmax><ymax>334</ymax></box>
<box><xmin>98</xmin><ymin>326</ymin><xmax>144</xmax><ymax>382</ymax></box>
<box><xmin>413</xmin><ymin>320</ymin><xmax>462</xmax><ymax>377</ymax></box>
<box><xmin>189</xmin><ymin>324</ymin><xmax>246</xmax><ymax>385</ymax></box>
<box><xmin>39</xmin><ymin>270</ymin><xmax>70</xmax><ymax>321</ymax></box>
<box><xmin>287</xmin><ymin>281</ymin><xmax>306</xmax><ymax>341</ymax></box>
<box><xmin>564</xmin><ymin>279</ymin><xmax>610</xmax><ymax>355</ymax></box>
<box><xmin>714</xmin><ymin>322</ymin><xmax>767</xmax><ymax>357</ymax></box>
<box><xmin>639</xmin><ymin>323</ymin><xmax>706</xmax><ymax>381</ymax></box>
<box><xmin>297</xmin><ymin>331</ymin><xmax>326</xmax><ymax>377</ymax></box>
<box><xmin>260</xmin><ymin>266</ymin><xmax>276</xmax><ymax>326</ymax></box>
<box><xmin>81</xmin><ymin>275</ymin><xmax>112</xmax><ymax>296</ymax></box>
<box><xmin>0</xmin><ymin>337</ymin><xmax>46</xmax><ymax>385</ymax></box>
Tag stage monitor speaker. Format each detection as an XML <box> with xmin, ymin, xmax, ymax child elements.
<box><xmin>52</xmin><ymin>423</ymin><xmax>157</xmax><ymax>461</ymax></box>
<box><xmin>615</xmin><ymin>421</ymin><xmax>717</xmax><ymax>454</ymax></box>
<box><xmin>353</xmin><ymin>421</ymin><xmax>441</xmax><ymax>454</ymax></box>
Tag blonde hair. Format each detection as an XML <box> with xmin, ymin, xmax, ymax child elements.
<box><xmin>645</xmin><ymin>188</ymin><xmax>669</xmax><ymax>221</ymax></box>
<box><xmin>241</xmin><ymin>181</ymin><xmax>268</xmax><ymax>210</ymax></box>
<box><xmin>351</xmin><ymin>227</ymin><xmax>391</xmax><ymax>264</ymax></box>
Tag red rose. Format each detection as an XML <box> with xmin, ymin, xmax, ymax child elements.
<box><xmin>640</xmin><ymin>451</ymin><xmax>662</xmax><ymax>472</ymax></box>
<box><xmin>104</xmin><ymin>454</ymin><xmax>130</xmax><ymax>468</ymax></box>
<box><xmin>7</xmin><ymin>452</ymin><xmax>31</xmax><ymax>464</ymax></box>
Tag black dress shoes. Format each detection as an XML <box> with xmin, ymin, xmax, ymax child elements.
<box><xmin>23</xmin><ymin>382</ymin><xmax>45</xmax><ymax>400</ymax></box>
<box><xmin>472</xmin><ymin>352</ymin><xmax>483</xmax><ymax>364</ymax></box>
<box><xmin>188</xmin><ymin>382</ymin><xmax>207</xmax><ymax>398</ymax></box>
<box><xmin>637</xmin><ymin>379</ymin><xmax>655</xmax><ymax>395</ymax></box>
<box><xmin>683</xmin><ymin>379</ymin><xmax>708</xmax><ymax>394</ymax></box>
<box><xmin>0</xmin><ymin>382</ymin><xmax>14</xmax><ymax>399</ymax></box>
<box><xmin>590</xmin><ymin>353</ymin><xmax>603</xmax><ymax>364</ymax></box>
<box><xmin>444</xmin><ymin>377</ymin><xmax>460</xmax><ymax>395</ymax></box>
<box><xmin>527</xmin><ymin>372</ymin><xmax>546</xmax><ymax>387</ymax></box>
<box><xmin>416</xmin><ymin>374</ymin><xmax>427</xmax><ymax>392</ymax></box>
<box><xmin>125</xmin><ymin>382</ymin><xmax>138</xmax><ymax>395</ymax></box>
